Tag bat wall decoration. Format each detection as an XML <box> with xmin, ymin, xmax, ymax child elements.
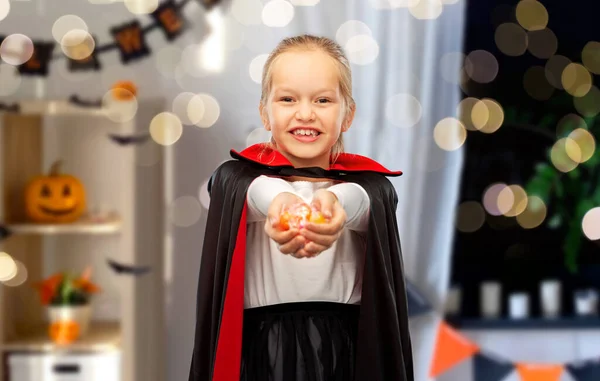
<box><xmin>108</xmin><ymin>133</ymin><xmax>151</xmax><ymax>146</ymax></box>
<box><xmin>107</xmin><ymin>259</ymin><xmax>151</xmax><ymax>276</ymax></box>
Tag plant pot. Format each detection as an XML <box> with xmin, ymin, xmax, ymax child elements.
<box><xmin>540</xmin><ymin>279</ymin><xmax>562</xmax><ymax>318</ymax></box>
<box><xmin>46</xmin><ymin>304</ymin><xmax>92</xmax><ymax>337</ymax></box>
<box><xmin>574</xmin><ymin>289</ymin><xmax>598</xmax><ymax>317</ymax></box>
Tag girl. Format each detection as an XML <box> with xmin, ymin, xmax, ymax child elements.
<box><xmin>189</xmin><ymin>35</ymin><xmax>414</xmax><ymax>381</ymax></box>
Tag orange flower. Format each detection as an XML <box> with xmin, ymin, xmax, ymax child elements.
<box><xmin>33</xmin><ymin>273</ymin><xmax>63</xmax><ymax>305</ymax></box>
<box><xmin>73</xmin><ymin>267</ymin><xmax>101</xmax><ymax>294</ymax></box>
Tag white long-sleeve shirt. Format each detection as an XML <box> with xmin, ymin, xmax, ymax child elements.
<box><xmin>244</xmin><ymin>175</ymin><xmax>370</xmax><ymax>309</ymax></box>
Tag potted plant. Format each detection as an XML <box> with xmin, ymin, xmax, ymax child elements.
<box><xmin>34</xmin><ymin>267</ymin><xmax>100</xmax><ymax>342</ymax></box>
<box><xmin>525</xmin><ymin>122</ymin><xmax>600</xmax><ymax>274</ymax></box>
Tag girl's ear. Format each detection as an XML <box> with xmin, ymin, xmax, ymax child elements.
<box><xmin>259</xmin><ymin>103</ymin><xmax>271</xmax><ymax>131</ymax></box>
<box><xmin>342</xmin><ymin>104</ymin><xmax>356</xmax><ymax>132</ymax></box>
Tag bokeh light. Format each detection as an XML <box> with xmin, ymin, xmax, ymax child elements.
<box><xmin>465</xmin><ymin>50</ymin><xmax>498</xmax><ymax>83</ymax></box>
<box><xmin>495</xmin><ymin>23</ymin><xmax>528</xmax><ymax>57</ymax></box>
<box><xmin>246</xmin><ymin>127</ymin><xmax>271</xmax><ymax>147</ymax></box>
<box><xmin>170</xmin><ymin>196</ymin><xmax>202</xmax><ymax>227</ymax></box>
<box><xmin>574</xmin><ymin>85</ymin><xmax>600</xmax><ymax>117</ymax></box>
<box><xmin>498</xmin><ymin>184</ymin><xmax>528</xmax><ymax>217</ymax></box>
<box><xmin>516</xmin><ymin>195</ymin><xmax>547</xmax><ymax>229</ymax></box>
<box><xmin>52</xmin><ymin>15</ymin><xmax>88</xmax><ymax>44</ymax></box>
<box><xmin>582</xmin><ymin>207</ymin><xmax>600</xmax><ymax>241</ymax></box>
<box><xmin>335</xmin><ymin>20</ymin><xmax>373</xmax><ymax>47</ymax></box>
<box><xmin>0</xmin><ymin>0</ymin><xmax>9</xmax><ymax>22</ymax></box>
<box><xmin>249</xmin><ymin>54</ymin><xmax>269</xmax><ymax>84</ymax></box>
<box><xmin>409</xmin><ymin>0</ymin><xmax>443</xmax><ymax>20</ymax></box>
<box><xmin>0</xmin><ymin>34</ymin><xmax>34</xmax><ymax>66</ymax></box>
<box><xmin>581</xmin><ymin>41</ymin><xmax>600</xmax><ymax>74</ymax></box>
<box><xmin>478</xmin><ymin>98</ymin><xmax>505</xmax><ymax>134</ymax></box>
<box><xmin>262</xmin><ymin>0</ymin><xmax>294</xmax><ymax>27</ymax></box>
<box><xmin>2</xmin><ymin>260</ymin><xmax>28</xmax><ymax>287</ymax></box>
<box><xmin>0</xmin><ymin>63</ymin><xmax>21</xmax><ymax>96</ymax></box>
<box><xmin>456</xmin><ymin>201</ymin><xmax>486</xmax><ymax>233</ymax></box>
<box><xmin>102</xmin><ymin>90</ymin><xmax>138</xmax><ymax>123</ymax></box>
<box><xmin>192</xmin><ymin>94</ymin><xmax>220</xmax><ymax>128</ymax></box>
<box><xmin>527</xmin><ymin>28</ymin><xmax>557</xmax><ymax>59</ymax></box>
<box><xmin>172</xmin><ymin>92</ymin><xmax>206</xmax><ymax>125</ymax></box>
<box><xmin>385</xmin><ymin>93</ymin><xmax>422</xmax><ymax>128</ymax></box>
<box><xmin>550</xmin><ymin>138</ymin><xmax>579</xmax><ymax>173</ymax></box>
<box><xmin>524</xmin><ymin>65</ymin><xmax>554</xmax><ymax>101</ymax></box>
<box><xmin>124</xmin><ymin>0</ymin><xmax>159</xmax><ymax>14</ymax></box>
<box><xmin>483</xmin><ymin>183</ymin><xmax>509</xmax><ymax>216</ymax></box>
<box><xmin>0</xmin><ymin>252</ymin><xmax>17</xmax><ymax>281</ymax></box>
<box><xmin>545</xmin><ymin>55</ymin><xmax>571</xmax><ymax>89</ymax></box>
<box><xmin>561</xmin><ymin>63</ymin><xmax>592</xmax><ymax>97</ymax></box>
<box><xmin>149</xmin><ymin>112</ymin><xmax>183</xmax><ymax>146</ymax></box>
<box><xmin>458</xmin><ymin>97</ymin><xmax>486</xmax><ymax>131</ymax></box>
<box><xmin>567</xmin><ymin>128</ymin><xmax>596</xmax><ymax>163</ymax></box>
<box><xmin>515</xmin><ymin>0</ymin><xmax>548</xmax><ymax>31</ymax></box>
<box><xmin>344</xmin><ymin>35</ymin><xmax>380</xmax><ymax>65</ymax></box>
<box><xmin>433</xmin><ymin>117</ymin><xmax>467</xmax><ymax>151</ymax></box>
<box><xmin>61</xmin><ymin>30</ymin><xmax>95</xmax><ymax>60</ymax></box>
<box><xmin>556</xmin><ymin>114</ymin><xmax>587</xmax><ymax>138</ymax></box>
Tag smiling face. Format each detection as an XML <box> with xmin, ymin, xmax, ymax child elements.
<box><xmin>25</xmin><ymin>174</ymin><xmax>86</xmax><ymax>223</ymax></box>
<box><xmin>260</xmin><ymin>49</ymin><xmax>355</xmax><ymax>169</ymax></box>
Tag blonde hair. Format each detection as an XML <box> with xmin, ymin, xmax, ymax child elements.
<box><xmin>259</xmin><ymin>34</ymin><xmax>355</xmax><ymax>164</ymax></box>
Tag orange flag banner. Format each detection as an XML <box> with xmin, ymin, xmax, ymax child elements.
<box><xmin>516</xmin><ymin>363</ymin><xmax>564</xmax><ymax>381</ymax></box>
<box><xmin>430</xmin><ymin>321</ymin><xmax>479</xmax><ymax>377</ymax></box>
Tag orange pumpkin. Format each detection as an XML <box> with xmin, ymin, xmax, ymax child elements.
<box><xmin>111</xmin><ymin>80</ymin><xmax>137</xmax><ymax>101</ymax></box>
<box><xmin>49</xmin><ymin>320</ymin><xmax>80</xmax><ymax>345</ymax></box>
<box><xmin>25</xmin><ymin>160</ymin><xmax>86</xmax><ymax>223</ymax></box>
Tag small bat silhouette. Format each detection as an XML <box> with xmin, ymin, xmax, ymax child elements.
<box><xmin>0</xmin><ymin>103</ymin><xmax>20</xmax><ymax>113</ymax></box>
<box><xmin>107</xmin><ymin>259</ymin><xmax>151</xmax><ymax>276</ymax></box>
<box><xmin>108</xmin><ymin>133</ymin><xmax>151</xmax><ymax>145</ymax></box>
<box><xmin>69</xmin><ymin>95</ymin><xmax>102</xmax><ymax>108</ymax></box>
<box><xmin>0</xmin><ymin>225</ymin><xmax>12</xmax><ymax>240</ymax></box>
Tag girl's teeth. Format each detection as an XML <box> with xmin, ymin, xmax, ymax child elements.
<box><xmin>293</xmin><ymin>129</ymin><xmax>318</xmax><ymax>136</ymax></box>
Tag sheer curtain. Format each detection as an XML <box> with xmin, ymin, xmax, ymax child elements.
<box><xmin>169</xmin><ymin>1</ymin><xmax>466</xmax><ymax>380</ymax></box>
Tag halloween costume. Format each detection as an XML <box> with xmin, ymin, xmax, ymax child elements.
<box><xmin>188</xmin><ymin>144</ymin><xmax>414</xmax><ymax>381</ymax></box>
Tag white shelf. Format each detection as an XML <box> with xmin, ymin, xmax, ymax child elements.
<box><xmin>1</xmin><ymin>322</ymin><xmax>121</xmax><ymax>353</ymax></box>
<box><xmin>5</xmin><ymin>213</ymin><xmax>122</xmax><ymax>235</ymax></box>
<box><xmin>0</xmin><ymin>99</ymin><xmax>129</xmax><ymax>119</ymax></box>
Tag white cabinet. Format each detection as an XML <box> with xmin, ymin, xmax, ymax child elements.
<box><xmin>8</xmin><ymin>352</ymin><xmax>121</xmax><ymax>381</ymax></box>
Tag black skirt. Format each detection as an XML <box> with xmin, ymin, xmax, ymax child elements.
<box><xmin>240</xmin><ymin>301</ymin><xmax>360</xmax><ymax>381</ymax></box>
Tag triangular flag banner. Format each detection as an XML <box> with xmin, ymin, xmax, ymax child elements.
<box><xmin>566</xmin><ymin>358</ymin><xmax>600</xmax><ymax>381</ymax></box>
<box><xmin>406</xmin><ymin>279</ymin><xmax>432</xmax><ymax>317</ymax></box>
<box><xmin>516</xmin><ymin>363</ymin><xmax>563</xmax><ymax>381</ymax></box>
<box><xmin>430</xmin><ymin>321</ymin><xmax>479</xmax><ymax>378</ymax></box>
<box><xmin>473</xmin><ymin>352</ymin><xmax>514</xmax><ymax>381</ymax></box>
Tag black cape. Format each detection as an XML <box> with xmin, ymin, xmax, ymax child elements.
<box><xmin>189</xmin><ymin>144</ymin><xmax>414</xmax><ymax>381</ymax></box>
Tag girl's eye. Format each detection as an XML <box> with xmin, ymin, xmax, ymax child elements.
<box><xmin>280</xmin><ymin>97</ymin><xmax>293</xmax><ymax>102</ymax></box>
<box><xmin>317</xmin><ymin>98</ymin><xmax>330</xmax><ymax>104</ymax></box>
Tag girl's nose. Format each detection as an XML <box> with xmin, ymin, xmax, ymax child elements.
<box><xmin>295</xmin><ymin>102</ymin><xmax>315</xmax><ymax>121</ymax></box>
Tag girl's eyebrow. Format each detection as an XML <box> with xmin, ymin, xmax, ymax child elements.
<box><xmin>274</xmin><ymin>87</ymin><xmax>337</xmax><ymax>94</ymax></box>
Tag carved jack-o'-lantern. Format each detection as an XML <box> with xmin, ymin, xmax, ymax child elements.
<box><xmin>25</xmin><ymin>160</ymin><xmax>86</xmax><ymax>223</ymax></box>
<box><xmin>49</xmin><ymin>320</ymin><xmax>81</xmax><ymax>345</ymax></box>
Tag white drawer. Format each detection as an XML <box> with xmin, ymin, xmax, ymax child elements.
<box><xmin>8</xmin><ymin>352</ymin><xmax>121</xmax><ymax>381</ymax></box>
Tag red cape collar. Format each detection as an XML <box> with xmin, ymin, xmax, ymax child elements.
<box><xmin>230</xmin><ymin>143</ymin><xmax>402</xmax><ymax>176</ymax></box>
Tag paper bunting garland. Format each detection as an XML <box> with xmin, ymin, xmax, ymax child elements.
<box><xmin>406</xmin><ymin>279</ymin><xmax>432</xmax><ymax>317</ymax></box>
<box><xmin>0</xmin><ymin>0</ymin><xmax>217</xmax><ymax>76</ymax></box>
<box><xmin>430</xmin><ymin>321</ymin><xmax>479</xmax><ymax>378</ymax></box>
<box><xmin>473</xmin><ymin>352</ymin><xmax>513</xmax><ymax>381</ymax></box>
<box><xmin>516</xmin><ymin>363</ymin><xmax>564</xmax><ymax>381</ymax></box>
<box><xmin>566</xmin><ymin>358</ymin><xmax>600</xmax><ymax>381</ymax></box>
<box><xmin>18</xmin><ymin>41</ymin><xmax>55</xmax><ymax>76</ymax></box>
